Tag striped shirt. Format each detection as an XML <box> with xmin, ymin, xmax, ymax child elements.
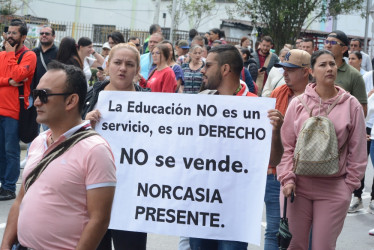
<box><xmin>182</xmin><ymin>61</ymin><xmax>205</xmax><ymax>94</ymax></box>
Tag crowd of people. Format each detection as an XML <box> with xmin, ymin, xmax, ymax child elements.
<box><xmin>0</xmin><ymin>18</ymin><xmax>373</xmax><ymax>250</ymax></box>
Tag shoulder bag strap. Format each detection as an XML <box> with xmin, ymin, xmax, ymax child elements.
<box><xmin>17</xmin><ymin>50</ymin><xmax>30</xmax><ymax>97</ymax></box>
<box><xmin>273</xmin><ymin>75</ymin><xmax>284</xmax><ymax>89</ymax></box>
<box><xmin>263</xmin><ymin>52</ymin><xmax>272</xmax><ymax>68</ymax></box>
<box><xmin>39</xmin><ymin>50</ymin><xmax>48</xmax><ymax>71</ymax></box>
<box><xmin>297</xmin><ymin>94</ymin><xmax>312</xmax><ymax>117</ymax></box>
<box><xmin>326</xmin><ymin>95</ymin><xmax>343</xmax><ymax>115</ymax></box>
<box><xmin>147</xmin><ymin>67</ymin><xmax>157</xmax><ymax>80</ymax></box>
<box><xmin>24</xmin><ymin>129</ymin><xmax>99</xmax><ymax>192</ymax></box>
<box><xmin>17</xmin><ymin>50</ymin><xmax>29</xmax><ymax>64</ymax></box>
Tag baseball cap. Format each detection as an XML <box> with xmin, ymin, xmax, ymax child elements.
<box><xmin>102</xmin><ymin>42</ymin><xmax>111</xmax><ymax>50</ymax></box>
<box><xmin>327</xmin><ymin>30</ymin><xmax>349</xmax><ymax>57</ymax></box>
<box><xmin>328</xmin><ymin>30</ymin><xmax>349</xmax><ymax>46</ymax></box>
<box><xmin>178</xmin><ymin>40</ymin><xmax>189</xmax><ymax>49</ymax></box>
<box><xmin>274</xmin><ymin>49</ymin><xmax>311</xmax><ymax>68</ymax></box>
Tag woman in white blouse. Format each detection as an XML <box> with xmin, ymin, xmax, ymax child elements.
<box><xmin>77</xmin><ymin>37</ymin><xmax>105</xmax><ymax>86</ymax></box>
<box><xmin>261</xmin><ymin>47</ymin><xmax>290</xmax><ymax>97</ymax></box>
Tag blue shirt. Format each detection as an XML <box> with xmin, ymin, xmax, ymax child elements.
<box><xmin>140</xmin><ymin>53</ymin><xmax>153</xmax><ymax>80</ymax></box>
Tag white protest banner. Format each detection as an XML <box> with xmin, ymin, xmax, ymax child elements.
<box><xmin>96</xmin><ymin>91</ymin><xmax>275</xmax><ymax>245</ymax></box>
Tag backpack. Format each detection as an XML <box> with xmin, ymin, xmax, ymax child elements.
<box><xmin>17</xmin><ymin>51</ymin><xmax>39</xmax><ymax>143</ymax></box>
<box><xmin>293</xmin><ymin>95</ymin><xmax>343</xmax><ymax>176</ymax></box>
<box><xmin>241</xmin><ymin>68</ymin><xmax>258</xmax><ymax>95</ymax></box>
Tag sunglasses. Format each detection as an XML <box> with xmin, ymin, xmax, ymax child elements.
<box><xmin>324</xmin><ymin>40</ymin><xmax>345</xmax><ymax>46</ymax></box>
<box><xmin>40</xmin><ymin>32</ymin><xmax>51</xmax><ymax>36</ymax></box>
<box><xmin>33</xmin><ymin>89</ymin><xmax>73</xmax><ymax>104</ymax></box>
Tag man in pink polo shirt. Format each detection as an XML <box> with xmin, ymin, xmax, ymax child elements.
<box><xmin>1</xmin><ymin>61</ymin><xmax>116</xmax><ymax>250</ymax></box>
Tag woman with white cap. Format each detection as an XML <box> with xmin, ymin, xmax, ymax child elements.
<box><xmin>101</xmin><ymin>42</ymin><xmax>111</xmax><ymax>57</ymax></box>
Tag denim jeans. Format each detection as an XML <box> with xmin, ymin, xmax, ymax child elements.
<box><xmin>264</xmin><ymin>174</ymin><xmax>280</xmax><ymax>250</ymax></box>
<box><xmin>368</xmin><ymin>138</ymin><xmax>374</xmax><ymax>200</ymax></box>
<box><xmin>0</xmin><ymin>116</ymin><xmax>20</xmax><ymax>192</ymax></box>
<box><xmin>189</xmin><ymin>238</ymin><xmax>248</xmax><ymax>250</ymax></box>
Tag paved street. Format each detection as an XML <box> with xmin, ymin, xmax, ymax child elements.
<box><xmin>0</xmin><ymin>147</ymin><xmax>373</xmax><ymax>249</ymax></box>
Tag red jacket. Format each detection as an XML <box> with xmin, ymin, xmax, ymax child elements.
<box><xmin>0</xmin><ymin>46</ymin><xmax>37</xmax><ymax>120</ymax></box>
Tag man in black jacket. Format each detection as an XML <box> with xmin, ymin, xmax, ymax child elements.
<box><xmin>32</xmin><ymin>26</ymin><xmax>58</xmax><ymax>92</ymax></box>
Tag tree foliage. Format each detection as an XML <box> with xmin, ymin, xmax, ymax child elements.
<box><xmin>168</xmin><ymin>0</ymin><xmax>217</xmax><ymax>30</ymax></box>
<box><xmin>0</xmin><ymin>0</ymin><xmax>19</xmax><ymax>15</ymax></box>
<box><xmin>228</xmin><ymin>0</ymin><xmax>365</xmax><ymax>52</ymax></box>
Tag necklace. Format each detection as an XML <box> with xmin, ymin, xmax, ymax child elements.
<box><xmin>190</xmin><ymin>60</ymin><xmax>202</xmax><ymax>70</ymax></box>
<box><xmin>233</xmin><ymin>84</ymin><xmax>242</xmax><ymax>95</ymax></box>
<box><xmin>49</xmin><ymin>134</ymin><xmax>55</xmax><ymax>144</ymax></box>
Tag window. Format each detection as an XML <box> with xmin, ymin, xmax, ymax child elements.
<box><xmin>93</xmin><ymin>24</ymin><xmax>116</xmax><ymax>44</ymax></box>
<box><xmin>51</xmin><ymin>23</ymin><xmax>66</xmax><ymax>32</ymax></box>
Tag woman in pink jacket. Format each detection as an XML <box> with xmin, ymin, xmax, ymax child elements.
<box><xmin>277</xmin><ymin>49</ymin><xmax>367</xmax><ymax>249</ymax></box>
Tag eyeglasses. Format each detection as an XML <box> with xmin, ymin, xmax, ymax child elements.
<box><xmin>33</xmin><ymin>89</ymin><xmax>73</xmax><ymax>104</ymax></box>
<box><xmin>135</xmin><ymin>44</ymin><xmax>140</xmax><ymax>47</ymax></box>
<box><xmin>324</xmin><ymin>40</ymin><xmax>345</xmax><ymax>46</ymax></box>
<box><xmin>40</xmin><ymin>32</ymin><xmax>51</xmax><ymax>36</ymax></box>
<box><xmin>6</xmin><ymin>31</ymin><xmax>18</xmax><ymax>36</ymax></box>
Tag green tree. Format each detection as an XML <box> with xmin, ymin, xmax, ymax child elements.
<box><xmin>0</xmin><ymin>0</ymin><xmax>19</xmax><ymax>15</ymax></box>
<box><xmin>228</xmin><ymin>0</ymin><xmax>365</xmax><ymax>52</ymax></box>
<box><xmin>168</xmin><ymin>0</ymin><xmax>217</xmax><ymax>30</ymax></box>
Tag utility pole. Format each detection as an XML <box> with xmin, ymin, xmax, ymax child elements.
<box><xmin>153</xmin><ymin>0</ymin><xmax>161</xmax><ymax>24</ymax></box>
<box><xmin>170</xmin><ymin>0</ymin><xmax>177</xmax><ymax>43</ymax></box>
<box><xmin>21</xmin><ymin>0</ymin><xmax>28</xmax><ymax>15</ymax></box>
<box><xmin>365</xmin><ymin>0</ymin><xmax>373</xmax><ymax>53</ymax></box>
<box><xmin>130</xmin><ymin>0</ymin><xmax>137</xmax><ymax>30</ymax></box>
<box><xmin>72</xmin><ymin>0</ymin><xmax>81</xmax><ymax>38</ymax></box>
<box><xmin>332</xmin><ymin>16</ymin><xmax>337</xmax><ymax>31</ymax></box>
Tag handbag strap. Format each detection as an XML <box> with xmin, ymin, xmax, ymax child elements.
<box><xmin>17</xmin><ymin>50</ymin><xmax>29</xmax><ymax>64</ymax></box>
<box><xmin>24</xmin><ymin>128</ymin><xmax>99</xmax><ymax>192</ymax></box>
<box><xmin>283</xmin><ymin>196</ymin><xmax>288</xmax><ymax>218</ymax></box>
<box><xmin>297</xmin><ymin>94</ymin><xmax>312</xmax><ymax>117</ymax></box>
<box><xmin>297</xmin><ymin>94</ymin><xmax>342</xmax><ymax>117</ymax></box>
<box><xmin>273</xmin><ymin>75</ymin><xmax>284</xmax><ymax>89</ymax></box>
<box><xmin>326</xmin><ymin>95</ymin><xmax>342</xmax><ymax>115</ymax></box>
<box><xmin>17</xmin><ymin>50</ymin><xmax>30</xmax><ymax>97</ymax></box>
<box><xmin>39</xmin><ymin>50</ymin><xmax>48</xmax><ymax>71</ymax></box>
<box><xmin>263</xmin><ymin>51</ymin><xmax>272</xmax><ymax>68</ymax></box>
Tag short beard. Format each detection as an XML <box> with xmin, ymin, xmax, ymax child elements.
<box><xmin>205</xmin><ymin>71</ymin><xmax>222</xmax><ymax>90</ymax></box>
<box><xmin>7</xmin><ymin>38</ymin><xmax>17</xmax><ymax>47</ymax></box>
<box><xmin>41</xmin><ymin>41</ymin><xmax>53</xmax><ymax>47</ymax></box>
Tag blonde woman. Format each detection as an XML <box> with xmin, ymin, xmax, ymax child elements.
<box><xmin>181</xmin><ymin>45</ymin><xmax>205</xmax><ymax>94</ymax></box>
<box><xmin>262</xmin><ymin>47</ymin><xmax>290</xmax><ymax>97</ymax></box>
<box><xmin>83</xmin><ymin>43</ymin><xmax>149</xmax><ymax>250</ymax></box>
